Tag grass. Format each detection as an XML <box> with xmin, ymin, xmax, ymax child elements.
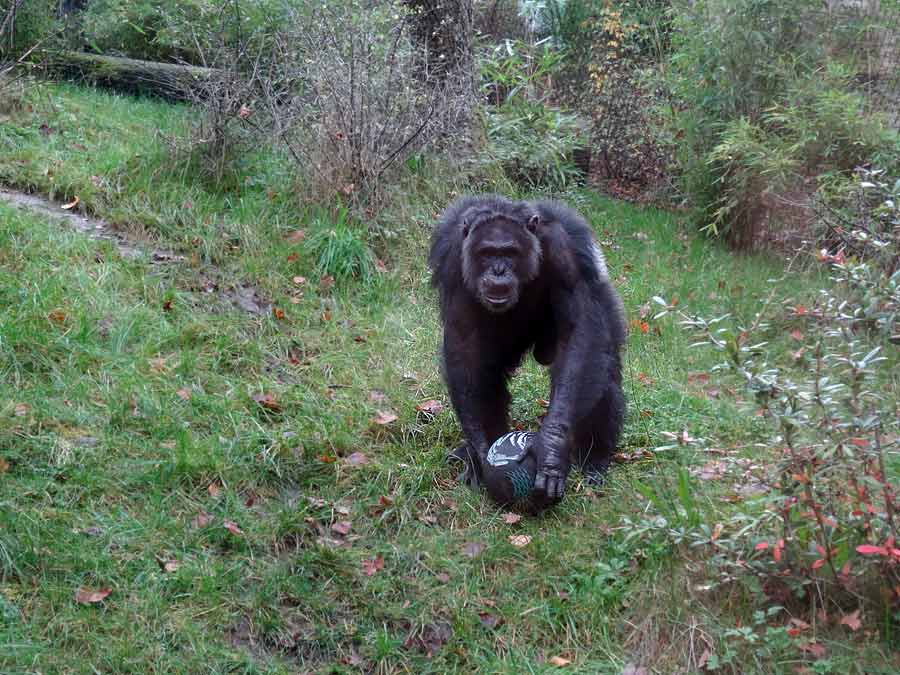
<box><xmin>0</xmin><ymin>84</ymin><xmax>896</xmax><ymax>673</ymax></box>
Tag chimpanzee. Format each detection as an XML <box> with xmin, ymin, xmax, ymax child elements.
<box><xmin>429</xmin><ymin>195</ymin><xmax>626</xmax><ymax>504</ymax></box>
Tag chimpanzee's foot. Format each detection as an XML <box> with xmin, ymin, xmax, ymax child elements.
<box><xmin>582</xmin><ymin>455</ymin><xmax>612</xmax><ymax>488</ymax></box>
<box><xmin>446</xmin><ymin>444</ymin><xmax>483</xmax><ymax>489</ymax></box>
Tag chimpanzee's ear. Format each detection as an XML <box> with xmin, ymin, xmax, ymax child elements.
<box><xmin>525</xmin><ymin>214</ymin><xmax>541</xmax><ymax>234</ymax></box>
<box><xmin>461</xmin><ymin>217</ymin><xmax>470</xmax><ymax>238</ymax></box>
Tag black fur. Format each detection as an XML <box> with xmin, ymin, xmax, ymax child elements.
<box><xmin>430</xmin><ymin>195</ymin><xmax>626</xmax><ymax>503</ymax></box>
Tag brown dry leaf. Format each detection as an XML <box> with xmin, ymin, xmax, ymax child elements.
<box><xmin>158</xmin><ymin>559</ymin><xmax>180</xmax><ymax>573</ymax></box>
<box><xmin>549</xmin><ymin>655</ymin><xmax>572</xmax><ymax>666</ymax></box>
<box><xmin>149</xmin><ymin>357</ymin><xmax>168</xmax><ymax>373</ymax></box>
<box><xmin>462</xmin><ymin>541</ymin><xmax>486</xmax><ymax>558</ymax></box>
<box><xmin>799</xmin><ymin>641</ymin><xmax>827</xmax><ymax>659</ymax></box>
<box><xmin>292</xmin><ymin>275</ymin><xmax>307</xmax><ymax>285</ymax></box>
<box><xmin>435</xmin><ymin>572</ymin><xmax>450</xmax><ymax>583</ymax></box>
<box><xmin>176</xmin><ymin>387</ymin><xmax>192</xmax><ymax>402</ymax></box>
<box><xmin>319</xmin><ymin>275</ymin><xmax>335</xmax><ymax>291</ymax></box>
<box><xmin>620</xmin><ymin>665</ymin><xmax>648</xmax><ymax>675</ymax></box>
<box><xmin>371</xmin><ymin>410</ymin><xmax>398</xmax><ymax>426</ymax></box>
<box><xmin>415</xmin><ymin>400</ymin><xmax>444</xmax><ymax>415</ymax></box>
<box><xmin>207</xmin><ymin>482</ymin><xmax>222</xmax><ymax>498</ymax></box>
<box><xmin>237</xmin><ymin>104</ymin><xmax>252</xmax><ymax>119</ymax></box>
<box><xmin>61</xmin><ymin>196</ymin><xmax>80</xmax><ymax>210</ymax></box>
<box><xmin>74</xmin><ymin>587</ymin><xmax>111</xmax><ymax>604</ymax></box>
<box><xmin>503</xmin><ymin>512</ymin><xmax>522</xmax><ymax>525</ymax></box>
<box><xmin>191</xmin><ymin>512</ymin><xmax>214</xmax><ymax>529</ymax></box>
<box><xmin>321</xmin><ymin>310</ymin><xmax>332</xmax><ymax>322</ymax></box>
<box><xmin>509</xmin><ymin>534</ymin><xmax>532</xmax><ymax>547</ymax></box>
<box><xmin>361</xmin><ymin>555</ymin><xmax>384</xmax><ymax>577</ymax></box>
<box><xmin>368</xmin><ymin>390</ymin><xmax>388</xmax><ymax>403</ymax></box>
<box><xmin>344</xmin><ymin>452</ymin><xmax>369</xmax><ymax>467</ymax></box>
<box><xmin>374</xmin><ymin>258</ymin><xmax>387</xmax><ymax>272</ymax></box>
<box><xmin>272</xmin><ymin>307</ymin><xmax>286</xmax><ymax>320</ymax></box>
<box><xmin>252</xmin><ymin>393</ymin><xmax>281</xmax><ymax>412</ymax></box>
<box><xmin>478</xmin><ymin>612</ymin><xmax>500</xmax><ymax>629</ymax></box>
<box><xmin>48</xmin><ymin>310</ymin><xmax>67</xmax><ymax>323</ymax></box>
<box><xmin>839</xmin><ymin>609</ymin><xmax>862</xmax><ymax>631</ymax></box>
<box><xmin>223</xmin><ymin>520</ymin><xmax>243</xmax><ymax>536</ymax></box>
<box><xmin>14</xmin><ymin>403</ymin><xmax>30</xmax><ymax>417</ymax></box>
<box><xmin>687</xmin><ymin>372</ymin><xmax>710</xmax><ymax>385</ymax></box>
<box><xmin>0</xmin><ymin>458</ymin><xmax>9</xmax><ymax>473</ymax></box>
<box><xmin>331</xmin><ymin>520</ymin><xmax>352</xmax><ymax>536</ymax></box>
<box><xmin>285</xmin><ymin>229</ymin><xmax>306</xmax><ymax>243</ymax></box>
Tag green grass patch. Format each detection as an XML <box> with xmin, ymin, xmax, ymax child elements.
<box><xmin>1</xmin><ymin>84</ymin><xmax>895</xmax><ymax>673</ymax></box>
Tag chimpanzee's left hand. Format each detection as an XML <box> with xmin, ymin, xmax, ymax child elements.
<box><xmin>532</xmin><ymin>425</ymin><xmax>571</xmax><ymax>501</ymax></box>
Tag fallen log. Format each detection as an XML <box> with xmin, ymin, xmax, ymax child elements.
<box><xmin>45</xmin><ymin>51</ymin><xmax>216</xmax><ymax>102</ymax></box>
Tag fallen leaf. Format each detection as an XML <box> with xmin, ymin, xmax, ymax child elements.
<box><xmin>252</xmin><ymin>393</ymin><xmax>281</xmax><ymax>412</ymax></box>
<box><xmin>223</xmin><ymin>520</ymin><xmax>243</xmax><ymax>536</ymax></box>
<box><xmin>149</xmin><ymin>357</ymin><xmax>168</xmax><ymax>373</ymax></box>
<box><xmin>207</xmin><ymin>482</ymin><xmax>222</xmax><ymax>498</ymax></box>
<box><xmin>237</xmin><ymin>104</ymin><xmax>252</xmax><ymax>119</ymax></box>
<box><xmin>549</xmin><ymin>655</ymin><xmax>572</xmax><ymax>666</ymax></box>
<box><xmin>158</xmin><ymin>559</ymin><xmax>180</xmax><ymax>573</ymax></box>
<box><xmin>331</xmin><ymin>520</ymin><xmax>352</xmax><ymax>536</ymax></box>
<box><xmin>176</xmin><ymin>387</ymin><xmax>192</xmax><ymax>401</ymax></box>
<box><xmin>375</xmin><ymin>258</ymin><xmax>387</xmax><ymax>272</ymax></box>
<box><xmin>75</xmin><ymin>587</ymin><xmax>111</xmax><ymax>604</ymax></box>
<box><xmin>368</xmin><ymin>390</ymin><xmax>388</xmax><ymax>403</ymax></box>
<box><xmin>620</xmin><ymin>665</ymin><xmax>648</xmax><ymax>675</ymax></box>
<box><xmin>436</xmin><ymin>572</ymin><xmax>450</xmax><ymax>583</ymax></box>
<box><xmin>503</xmin><ymin>512</ymin><xmax>522</xmax><ymax>525</ymax></box>
<box><xmin>416</xmin><ymin>399</ymin><xmax>444</xmax><ymax>415</ymax></box>
<box><xmin>272</xmin><ymin>307</ymin><xmax>286</xmax><ymax>320</ymax></box>
<box><xmin>798</xmin><ymin>641</ymin><xmax>826</xmax><ymax>659</ymax></box>
<box><xmin>687</xmin><ymin>372</ymin><xmax>710</xmax><ymax>385</ymax></box>
<box><xmin>14</xmin><ymin>403</ymin><xmax>30</xmax><ymax>417</ymax></box>
<box><xmin>61</xmin><ymin>196</ymin><xmax>80</xmax><ymax>210</ymax></box>
<box><xmin>462</xmin><ymin>541</ymin><xmax>486</xmax><ymax>558</ymax></box>
<box><xmin>319</xmin><ymin>275</ymin><xmax>335</xmax><ymax>291</ymax></box>
<box><xmin>191</xmin><ymin>512</ymin><xmax>214</xmax><ymax>529</ymax></box>
<box><xmin>361</xmin><ymin>555</ymin><xmax>384</xmax><ymax>577</ymax></box>
<box><xmin>478</xmin><ymin>612</ymin><xmax>500</xmax><ymax>629</ymax></box>
<box><xmin>48</xmin><ymin>310</ymin><xmax>67</xmax><ymax>323</ymax></box>
<box><xmin>509</xmin><ymin>534</ymin><xmax>532</xmax><ymax>547</ymax></box>
<box><xmin>371</xmin><ymin>410</ymin><xmax>398</xmax><ymax>426</ymax></box>
<box><xmin>0</xmin><ymin>458</ymin><xmax>9</xmax><ymax>473</ymax></box>
<box><xmin>790</xmin><ymin>329</ymin><xmax>803</xmax><ymax>341</ymax></box>
<box><xmin>285</xmin><ymin>229</ymin><xmax>306</xmax><ymax>243</ymax></box>
<box><xmin>292</xmin><ymin>276</ymin><xmax>306</xmax><ymax>285</ymax></box>
<box><xmin>344</xmin><ymin>452</ymin><xmax>369</xmax><ymax>466</ymax></box>
<box><xmin>839</xmin><ymin>609</ymin><xmax>862</xmax><ymax>631</ymax></box>
<box><xmin>636</xmin><ymin>372</ymin><xmax>654</xmax><ymax>385</ymax></box>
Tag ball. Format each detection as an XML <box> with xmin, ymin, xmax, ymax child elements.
<box><xmin>481</xmin><ymin>431</ymin><xmax>538</xmax><ymax>509</ymax></box>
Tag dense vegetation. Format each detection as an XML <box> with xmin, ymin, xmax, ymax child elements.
<box><xmin>1</xmin><ymin>1</ymin><xmax>898</xmax><ymax>672</ymax></box>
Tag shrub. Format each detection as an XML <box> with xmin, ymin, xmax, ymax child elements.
<box><xmin>76</xmin><ymin>0</ymin><xmax>287</xmax><ymax>65</ymax></box>
<box><xmin>476</xmin><ymin>37</ymin><xmax>585</xmax><ymax>190</ymax></box>
<box><xmin>631</xmin><ymin>170</ymin><xmax>900</xmax><ymax>637</ymax></box>
<box><xmin>270</xmin><ymin>0</ymin><xmax>474</xmax><ymax>213</ymax></box>
<box><xmin>481</xmin><ymin>100</ymin><xmax>584</xmax><ymax>190</ymax></box>
<box><xmin>656</xmin><ymin>0</ymin><xmax>900</xmax><ymax>246</ymax></box>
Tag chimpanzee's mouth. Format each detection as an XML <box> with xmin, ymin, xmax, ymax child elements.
<box><xmin>485</xmin><ymin>295</ymin><xmax>509</xmax><ymax>305</ymax></box>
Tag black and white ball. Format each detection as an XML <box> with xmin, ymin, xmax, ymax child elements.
<box><xmin>481</xmin><ymin>431</ymin><xmax>538</xmax><ymax>509</ymax></box>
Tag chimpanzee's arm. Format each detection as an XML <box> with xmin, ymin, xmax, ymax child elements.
<box><xmin>441</xmin><ymin>298</ymin><xmax>511</xmax><ymax>475</ymax></box>
<box><xmin>533</xmin><ymin>284</ymin><xmax>615</xmax><ymax>500</ymax></box>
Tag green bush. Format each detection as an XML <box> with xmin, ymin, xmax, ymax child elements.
<box><xmin>77</xmin><ymin>0</ymin><xmax>288</xmax><ymax>64</ymax></box>
<box><xmin>657</xmin><ymin>0</ymin><xmax>900</xmax><ymax>246</ymax></box>
<box><xmin>627</xmin><ymin>170</ymin><xmax>900</xmax><ymax>642</ymax></box>
<box><xmin>1</xmin><ymin>0</ymin><xmax>59</xmax><ymax>57</ymax></box>
<box><xmin>477</xmin><ymin>38</ymin><xmax>584</xmax><ymax>190</ymax></box>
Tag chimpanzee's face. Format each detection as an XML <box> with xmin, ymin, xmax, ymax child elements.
<box><xmin>461</xmin><ymin>217</ymin><xmax>541</xmax><ymax>313</ymax></box>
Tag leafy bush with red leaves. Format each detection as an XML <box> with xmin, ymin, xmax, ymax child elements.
<box><xmin>628</xmin><ymin>170</ymin><xmax>900</xmax><ymax>634</ymax></box>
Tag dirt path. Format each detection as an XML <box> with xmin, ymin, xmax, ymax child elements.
<box><xmin>0</xmin><ymin>186</ymin><xmax>270</xmax><ymax>314</ymax></box>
